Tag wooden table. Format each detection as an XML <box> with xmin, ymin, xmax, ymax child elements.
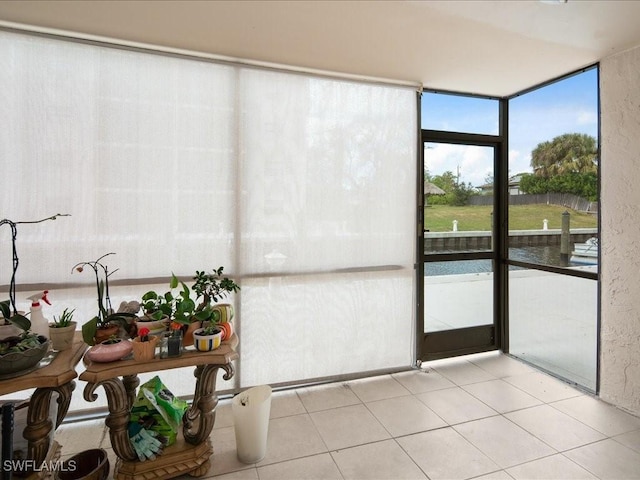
<box><xmin>0</xmin><ymin>332</ymin><xmax>87</xmax><ymax>477</ymax></box>
<box><xmin>79</xmin><ymin>334</ymin><xmax>238</xmax><ymax>480</ymax></box>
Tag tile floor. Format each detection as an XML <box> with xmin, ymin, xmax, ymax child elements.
<box><xmin>54</xmin><ymin>352</ymin><xmax>640</xmax><ymax>479</ymax></box>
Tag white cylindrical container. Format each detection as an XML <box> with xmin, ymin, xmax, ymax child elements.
<box><xmin>27</xmin><ymin>291</ymin><xmax>51</xmax><ymax>338</ymax></box>
<box><xmin>232</xmin><ymin>385</ymin><xmax>272</xmax><ymax>463</ymax></box>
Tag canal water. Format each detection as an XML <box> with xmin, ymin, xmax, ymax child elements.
<box><xmin>425</xmin><ymin>245</ymin><xmax>587</xmax><ymax>276</ymax></box>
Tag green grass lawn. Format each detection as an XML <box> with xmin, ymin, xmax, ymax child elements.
<box><xmin>424</xmin><ymin>204</ymin><xmax>597</xmax><ymax>232</ymax></box>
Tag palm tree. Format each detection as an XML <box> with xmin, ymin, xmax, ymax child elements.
<box><xmin>531</xmin><ymin>133</ymin><xmax>597</xmax><ymax>178</ymax></box>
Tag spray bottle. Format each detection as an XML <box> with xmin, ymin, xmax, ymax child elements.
<box><xmin>27</xmin><ymin>290</ymin><xmax>51</xmax><ymax>338</ymax></box>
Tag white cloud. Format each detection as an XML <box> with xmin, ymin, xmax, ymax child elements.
<box><xmin>577</xmin><ymin>110</ymin><xmax>597</xmax><ymax>125</ymax></box>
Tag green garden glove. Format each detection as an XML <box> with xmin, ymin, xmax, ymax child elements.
<box><xmin>129</xmin><ymin>425</ymin><xmax>164</xmax><ymax>461</ymax></box>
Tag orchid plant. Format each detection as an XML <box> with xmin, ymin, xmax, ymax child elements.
<box><xmin>72</xmin><ymin>252</ymin><xmax>136</xmax><ymax>345</ymax></box>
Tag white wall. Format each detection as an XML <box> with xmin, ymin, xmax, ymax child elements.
<box><xmin>600</xmin><ymin>45</ymin><xmax>640</xmax><ymax>416</ymax></box>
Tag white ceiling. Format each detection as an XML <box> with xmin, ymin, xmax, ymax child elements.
<box><xmin>1</xmin><ymin>0</ymin><xmax>640</xmax><ymax>97</ymax></box>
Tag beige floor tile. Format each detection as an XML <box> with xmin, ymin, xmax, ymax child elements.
<box><xmin>269</xmin><ymin>390</ymin><xmax>306</xmax><ymax>418</ymax></box>
<box><xmin>332</xmin><ymin>439</ymin><xmax>426</xmax><ymax>480</ymax></box>
<box><xmin>392</xmin><ymin>368</ymin><xmax>455</xmax><ymax>394</ymax></box>
<box><xmin>432</xmin><ymin>360</ymin><xmax>496</xmax><ymax>386</ymax></box>
<box><xmin>205</xmin><ymin>468</ymin><xmax>259</xmax><ymax>480</ymax></box>
<box><xmin>463</xmin><ymin>379</ymin><xmax>543</xmax><ymax>413</ymax></box>
<box><xmin>258</xmin><ymin>453</ymin><xmax>343</xmax><ymax>480</ymax></box>
<box><xmin>614</xmin><ymin>428</ymin><xmax>640</xmax><ymax>453</ymax></box>
<box><xmin>506</xmin><ymin>404</ymin><xmax>605</xmax><ymax>451</ymax></box>
<box><xmin>366</xmin><ymin>395</ymin><xmax>446</xmax><ymax>437</ymax></box>
<box><xmin>54</xmin><ymin>355</ymin><xmax>640</xmax><ymax>480</ymax></box>
<box><xmin>347</xmin><ymin>375</ymin><xmax>411</xmax><ymax>403</ymax></box>
<box><xmin>297</xmin><ymin>382</ymin><xmax>361</xmax><ymax>413</ymax></box>
<box><xmin>209</xmin><ymin>425</ymin><xmax>256</xmax><ymax>477</ymax></box>
<box><xmin>551</xmin><ymin>395</ymin><xmax>640</xmax><ymax>436</ymax></box>
<box><xmin>397</xmin><ymin>427</ymin><xmax>499</xmax><ymax>480</ymax></box>
<box><xmin>564</xmin><ymin>438</ymin><xmax>640</xmax><ymax>479</ymax></box>
<box><xmin>507</xmin><ymin>454</ymin><xmax>598</xmax><ymax>479</ymax></box>
<box><xmin>310</xmin><ymin>404</ymin><xmax>390</xmax><ymax>450</ymax></box>
<box><xmin>503</xmin><ymin>371</ymin><xmax>584</xmax><ymax>403</ymax></box>
<box><xmin>473</xmin><ymin>471</ymin><xmax>514</xmax><ymax>480</ymax></box>
<box><xmin>258</xmin><ymin>414</ymin><xmax>327</xmax><ymax>465</ymax></box>
<box><xmin>416</xmin><ymin>386</ymin><xmax>497</xmax><ymax>425</ymax></box>
<box><xmin>470</xmin><ymin>353</ymin><xmax>536</xmax><ymax>378</ymax></box>
<box><xmin>454</xmin><ymin>416</ymin><xmax>555</xmax><ymax>469</ymax></box>
<box><xmin>214</xmin><ymin>400</ymin><xmax>234</xmax><ymax>429</ymax></box>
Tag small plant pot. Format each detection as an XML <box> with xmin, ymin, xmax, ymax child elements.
<box><xmin>182</xmin><ymin>321</ymin><xmax>201</xmax><ymax>347</ymax></box>
<box><xmin>217</xmin><ymin>321</ymin><xmax>234</xmax><ymax>341</ymax></box>
<box><xmin>212</xmin><ymin>304</ymin><xmax>234</xmax><ymax>323</ymax></box>
<box><xmin>54</xmin><ymin>448</ymin><xmax>109</xmax><ymax>480</ymax></box>
<box><xmin>193</xmin><ymin>327</ymin><xmax>223</xmax><ymax>352</ymax></box>
<box><xmin>49</xmin><ymin>322</ymin><xmax>77</xmax><ymax>351</ymax></box>
<box><xmin>160</xmin><ymin>331</ymin><xmax>183</xmax><ymax>358</ymax></box>
<box><xmin>93</xmin><ymin>324</ymin><xmax>120</xmax><ymax>345</ymax></box>
<box><xmin>131</xmin><ymin>335</ymin><xmax>159</xmax><ymax>361</ymax></box>
<box><xmin>85</xmin><ymin>338</ymin><xmax>132</xmax><ymax>363</ymax></box>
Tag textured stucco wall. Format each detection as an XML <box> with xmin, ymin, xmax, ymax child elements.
<box><xmin>600</xmin><ymin>45</ymin><xmax>640</xmax><ymax>416</ymax></box>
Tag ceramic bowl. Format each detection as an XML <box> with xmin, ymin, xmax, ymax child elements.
<box><xmin>86</xmin><ymin>339</ymin><xmax>133</xmax><ymax>363</ymax></box>
<box><xmin>0</xmin><ymin>336</ymin><xmax>50</xmax><ymax>378</ymax></box>
<box><xmin>55</xmin><ymin>448</ymin><xmax>109</xmax><ymax>480</ymax></box>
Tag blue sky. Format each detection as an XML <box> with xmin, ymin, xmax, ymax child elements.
<box><xmin>422</xmin><ymin>68</ymin><xmax>599</xmax><ymax>187</ymax></box>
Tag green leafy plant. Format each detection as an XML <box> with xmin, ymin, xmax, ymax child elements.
<box><xmin>72</xmin><ymin>253</ymin><xmax>136</xmax><ymax>345</ymax></box>
<box><xmin>140</xmin><ymin>290</ymin><xmax>173</xmax><ymax>321</ymax></box>
<box><xmin>101</xmin><ymin>334</ymin><xmax>121</xmax><ymax>345</ymax></box>
<box><xmin>141</xmin><ymin>274</ymin><xmax>197</xmax><ymax>327</ymax></box>
<box><xmin>0</xmin><ymin>299</ymin><xmax>30</xmax><ymax>332</ymax></box>
<box><xmin>189</xmin><ymin>266</ymin><xmax>240</xmax><ymax>325</ymax></box>
<box><xmin>0</xmin><ymin>300</ymin><xmax>44</xmax><ymax>357</ymax></box>
<box><xmin>51</xmin><ymin>308</ymin><xmax>75</xmax><ymax>328</ymax></box>
<box><xmin>171</xmin><ymin>275</ymin><xmax>197</xmax><ymax>326</ymax></box>
<box><xmin>196</xmin><ymin>324</ymin><xmax>221</xmax><ymax>336</ymax></box>
<box><xmin>192</xmin><ymin>267</ymin><xmax>240</xmax><ymax>311</ymax></box>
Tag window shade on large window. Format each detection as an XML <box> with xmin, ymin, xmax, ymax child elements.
<box><xmin>0</xmin><ymin>30</ymin><xmax>417</xmax><ymax>392</ymax></box>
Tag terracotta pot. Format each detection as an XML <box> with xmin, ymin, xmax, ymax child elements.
<box><xmin>131</xmin><ymin>335</ymin><xmax>159</xmax><ymax>361</ymax></box>
<box><xmin>193</xmin><ymin>328</ymin><xmax>223</xmax><ymax>352</ymax></box>
<box><xmin>93</xmin><ymin>324</ymin><xmax>119</xmax><ymax>345</ymax></box>
<box><xmin>217</xmin><ymin>321</ymin><xmax>234</xmax><ymax>341</ymax></box>
<box><xmin>182</xmin><ymin>321</ymin><xmax>201</xmax><ymax>347</ymax></box>
<box><xmin>48</xmin><ymin>322</ymin><xmax>77</xmax><ymax>351</ymax></box>
<box><xmin>85</xmin><ymin>338</ymin><xmax>132</xmax><ymax>363</ymax></box>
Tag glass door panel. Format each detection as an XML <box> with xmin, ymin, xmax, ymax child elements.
<box><xmin>421</xmin><ymin>140</ymin><xmax>498</xmax><ymax>360</ymax></box>
<box><xmin>424</xmin><ymin>260</ymin><xmax>493</xmax><ymax>333</ymax></box>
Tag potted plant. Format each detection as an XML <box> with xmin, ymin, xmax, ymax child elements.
<box><xmin>190</xmin><ymin>267</ymin><xmax>239</xmax><ymax>340</ymax></box>
<box><xmin>0</xmin><ymin>214</ymin><xmax>69</xmax><ymax>340</ymax></box>
<box><xmin>192</xmin><ymin>267</ymin><xmax>239</xmax><ymax>318</ymax></box>
<box><xmin>157</xmin><ymin>274</ymin><xmax>200</xmax><ymax>346</ymax></box>
<box><xmin>138</xmin><ymin>290</ymin><xmax>172</xmax><ymax>334</ymax></box>
<box><xmin>72</xmin><ymin>253</ymin><xmax>137</xmax><ymax>346</ymax></box>
<box><xmin>160</xmin><ymin>322</ymin><xmax>184</xmax><ymax>358</ymax></box>
<box><xmin>85</xmin><ymin>334</ymin><xmax>133</xmax><ymax>363</ymax></box>
<box><xmin>131</xmin><ymin>327</ymin><xmax>159</xmax><ymax>361</ymax></box>
<box><xmin>192</xmin><ymin>323</ymin><xmax>223</xmax><ymax>352</ymax></box>
<box><xmin>48</xmin><ymin>308</ymin><xmax>77</xmax><ymax>351</ymax></box>
<box><xmin>0</xmin><ymin>300</ymin><xmax>50</xmax><ymax>377</ymax></box>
